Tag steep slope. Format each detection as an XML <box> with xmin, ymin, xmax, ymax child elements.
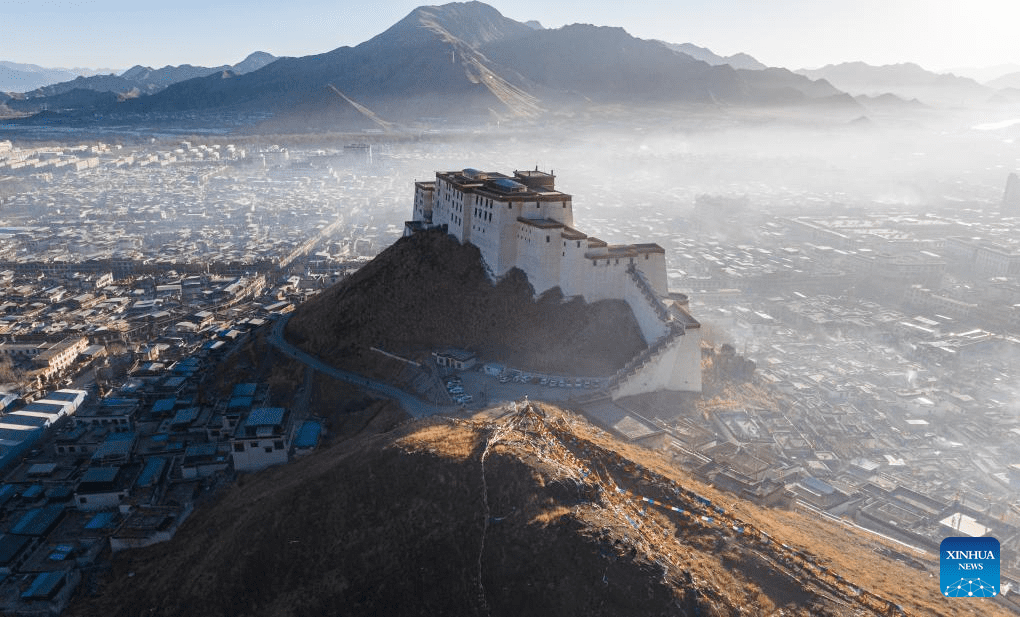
<box><xmin>286</xmin><ymin>228</ymin><xmax>646</xmax><ymax>377</ymax></box>
<box><xmin>479</xmin><ymin>24</ymin><xmax>846</xmax><ymax>106</ymax></box>
<box><xmin>481</xmin><ymin>24</ymin><xmax>738</xmax><ymax>104</ymax></box>
<box><xmin>129</xmin><ymin>3</ymin><xmax>542</xmax><ymax>121</ymax></box>
<box><xmin>253</xmin><ymin>85</ymin><xmax>397</xmax><ymax>134</ymax></box>
<box><xmin>66</xmin><ymin>403</ymin><xmax>1001</xmax><ymax>616</ymax></box>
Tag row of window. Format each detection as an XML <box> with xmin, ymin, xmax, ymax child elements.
<box><xmin>80</xmin><ymin>417</ymin><xmax>130</xmax><ymax>426</ymax></box>
<box><xmin>232</xmin><ymin>439</ymin><xmax>285</xmax><ymax>452</ymax></box>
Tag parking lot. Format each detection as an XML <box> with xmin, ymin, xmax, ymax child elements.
<box><xmin>442</xmin><ymin>367</ymin><xmax>608</xmax><ymax>410</ymax></box>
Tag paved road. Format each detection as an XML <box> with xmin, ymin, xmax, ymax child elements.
<box><xmin>268</xmin><ymin>313</ymin><xmax>451</xmax><ymax>418</ymax></box>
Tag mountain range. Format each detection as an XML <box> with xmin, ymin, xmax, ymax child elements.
<box><xmin>0</xmin><ymin>61</ymin><xmax>119</xmax><ymax>93</ymax></box>
<box><xmin>2</xmin><ymin>52</ymin><xmax>277</xmax><ymax>115</ymax></box>
<box><xmin>796</xmin><ymin>62</ymin><xmax>994</xmax><ymax>107</ymax></box>
<box><xmin>659</xmin><ymin>42</ymin><xmax>767</xmax><ymax>71</ymax></box>
<box><xmin>2</xmin><ymin>2</ymin><xmax>862</xmax><ymax>131</ymax></box>
<box><xmin>7</xmin><ymin>1</ymin><xmax>1016</xmax><ymax>132</ymax></box>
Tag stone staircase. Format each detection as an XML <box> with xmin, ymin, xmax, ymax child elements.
<box><xmin>605</xmin><ymin>323</ymin><xmax>685</xmax><ymax>392</ymax></box>
<box><xmin>627</xmin><ymin>264</ymin><xmax>672</xmax><ymax>324</ymax></box>
<box><xmin>600</xmin><ymin>264</ymin><xmax>692</xmax><ymax>396</ymax></box>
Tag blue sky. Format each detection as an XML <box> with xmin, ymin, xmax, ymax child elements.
<box><xmin>3</xmin><ymin>0</ymin><xmax>1018</xmax><ymax>72</ymax></box>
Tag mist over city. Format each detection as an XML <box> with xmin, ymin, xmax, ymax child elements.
<box><xmin>0</xmin><ymin>2</ymin><xmax>1019</xmax><ymax>615</ymax></box>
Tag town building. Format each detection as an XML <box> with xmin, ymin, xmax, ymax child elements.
<box><xmin>408</xmin><ymin>168</ymin><xmax>701</xmax><ymax>396</ymax></box>
<box><xmin>230</xmin><ymin>407</ymin><xmax>291</xmax><ymax>472</ymax></box>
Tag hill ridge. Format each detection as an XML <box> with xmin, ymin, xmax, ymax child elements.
<box><xmin>65</xmin><ymin>401</ymin><xmax>989</xmax><ymax>616</ymax></box>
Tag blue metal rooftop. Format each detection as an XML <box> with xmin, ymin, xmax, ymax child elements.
<box><xmin>137</xmin><ymin>456</ymin><xmax>168</xmax><ymax>487</ymax></box>
<box><xmin>232</xmin><ymin>383</ymin><xmax>257</xmax><ymax>397</ymax></box>
<box><xmin>247</xmin><ymin>407</ymin><xmax>285</xmax><ymax>427</ymax></box>
<box><xmin>492</xmin><ymin>178</ymin><xmax>526</xmax><ymax>192</ymax></box>
<box><xmin>294</xmin><ymin>421</ymin><xmax>322</xmax><ymax>449</ymax></box>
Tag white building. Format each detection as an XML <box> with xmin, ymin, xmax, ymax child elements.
<box><xmin>231</xmin><ymin>407</ymin><xmax>291</xmax><ymax>472</ymax></box>
<box><xmin>74</xmin><ymin>465</ymin><xmax>135</xmax><ymax>511</ymax></box>
<box><xmin>408</xmin><ymin>168</ymin><xmax>702</xmax><ymax>396</ymax></box>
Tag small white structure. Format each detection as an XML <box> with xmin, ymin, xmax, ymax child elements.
<box><xmin>74</xmin><ymin>466</ymin><xmax>134</xmax><ymax>511</ymax></box>
<box><xmin>432</xmin><ymin>348</ymin><xmax>477</xmax><ymax>370</ymax></box>
<box><xmin>231</xmin><ymin>407</ymin><xmax>291</xmax><ymax>472</ymax></box>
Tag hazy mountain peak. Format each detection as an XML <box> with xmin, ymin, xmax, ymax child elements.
<box><xmin>0</xmin><ymin>61</ymin><xmax>118</xmax><ymax>92</ymax></box>
<box><xmin>241</xmin><ymin>50</ymin><xmax>275</xmax><ymax>62</ymax></box>
<box><xmin>659</xmin><ymin>41</ymin><xmax>766</xmax><ymax>70</ymax></box>
<box><xmin>231</xmin><ymin>51</ymin><xmax>277</xmax><ymax>73</ymax></box>
<box><xmin>796</xmin><ymin>60</ymin><xmax>990</xmax><ymax>107</ymax></box>
<box><xmin>120</xmin><ymin>65</ymin><xmax>154</xmax><ymax>80</ymax></box>
<box><xmin>369</xmin><ymin>0</ymin><xmax>534</xmax><ymax>49</ymax></box>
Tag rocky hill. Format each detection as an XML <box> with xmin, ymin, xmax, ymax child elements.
<box><xmin>66</xmin><ymin>402</ymin><xmax>1000</xmax><ymax>616</ymax></box>
<box><xmin>286</xmin><ymin>228</ymin><xmax>647</xmax><ymax>378</ymax></box>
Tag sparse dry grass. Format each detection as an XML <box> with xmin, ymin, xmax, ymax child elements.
<box><xmin>397</xmin><ymin>421</ymin><xmax>482</xmax><ymax>460</ymax></box>
<box><xmin>546</xmin><ymin>403</ymin><xmax>1013</xmax><ymax>617</ymax></box>
<box><xmin>66</xmin><ymin>401</ymin><xmax>1013</xmax><ymax>617</ymax></box>
<box><xmin>530</xmin><ymin>505</ymin><xmax>572</xmax><ymax>526</ymax></box>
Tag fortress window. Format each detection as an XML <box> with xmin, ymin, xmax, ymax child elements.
<box><xmin>645</xmin><ymin>254</ymin><xmax>649</xmax><ymax>260</ymax></box>
<box><xmin>576</xmin><ymin>241</ymin><xmax>580</xmax><ymax>248</ymax></box>
<box><xmin>546</xmin><ymin>236</ymin><xmax>550</xmax><ymax>243</ymax></box>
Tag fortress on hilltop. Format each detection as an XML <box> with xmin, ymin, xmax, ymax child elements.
<box><xmin>407</xmin><ymin>167</ymin><xmax>701</xmax><ymax>396</ymax></box>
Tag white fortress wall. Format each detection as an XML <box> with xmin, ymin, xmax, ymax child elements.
<box><xmin>557</xmin><ymin>232</ymin><xmax>589</xmax><ymax>298</ymax></box>
<box><xmin>413</xmin><ymin>182</ymin><xmax>434</xmax><ymax>223</ymax></box>
<box><xmin>577</xmin><ymin>250</ymin><xmax>629</xmax><ymax>302</ymax></box>
<box><xmin>669</xmin><ymin>325</ymin><xmax>702</xmax><ymax>391</ymax></box>
<box><xmin>612</xmin><ymin>331</ymin><xmax>702</xmax><ymax>399</ymax></box>
<box><xmin>641</xmin><ymin>251</ymin><xmax>668</xmax><ymax>296</ymax></box>
<box><xmin>515</xmin><ymin>220</ymin><xmax>563</xmax><ymax>295</ymax></box>
<box><xmin>490</xmin><ymin>196</ymin><xmax>521</xmax><ymax>276</ymax></box>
